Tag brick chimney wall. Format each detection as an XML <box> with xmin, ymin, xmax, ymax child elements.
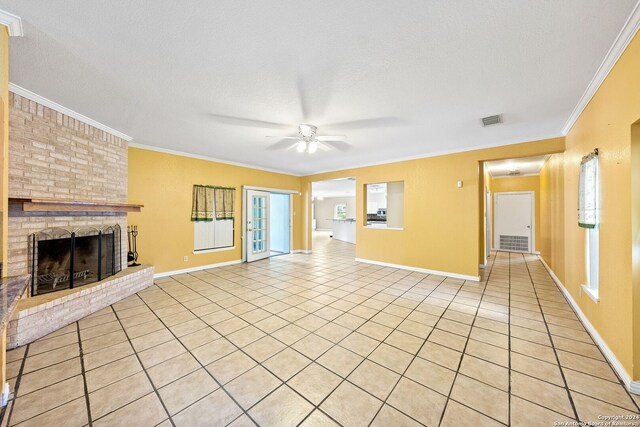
<box><xmin>7</xmin><ymin>92</ymin><xmax>129</xmax><ymax>276</ymax></box>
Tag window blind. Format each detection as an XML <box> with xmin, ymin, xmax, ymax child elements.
<box><xmin>578</xmin><ymin>149</ymin><xmax>598</xmax><ymax>229</ymax></box>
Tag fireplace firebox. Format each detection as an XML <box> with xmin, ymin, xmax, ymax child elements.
<box><xmin>30</xmin><ymin>225</ymin><xmax>122</xmax><ymax>296</ymax></box>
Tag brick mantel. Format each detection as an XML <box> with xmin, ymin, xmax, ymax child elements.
<box><xmin>9</xmin><ymin>197</ymin><xmax>143</xmax><ymax>213</ymax></box>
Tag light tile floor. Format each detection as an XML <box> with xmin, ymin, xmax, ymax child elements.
<box><xmin>2</xmin><ymin>232</ymin><xmax>640</xmax><ymax>426</ymax></box>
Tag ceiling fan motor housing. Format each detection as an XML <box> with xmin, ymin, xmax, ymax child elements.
<box><xmin>298</xmin><ymin>124</ymin><xmax>317</xmax><ymax>141</ymax></box>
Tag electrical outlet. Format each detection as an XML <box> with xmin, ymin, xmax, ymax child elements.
<box><xmin>183</xmin><ymin>256</ymin><xmax>188</xmax><ymax>262</ymax></box>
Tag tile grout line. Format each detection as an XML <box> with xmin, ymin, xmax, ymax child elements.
<box><xmin>520</xmin><ymin>252</ymin><xmax>580</xmax><ymax>421</ymax></box>
<box><xmin>3</xmin><ymin>343</ymin><xmax>30</xmax><ymax>427</ymax></box>
<box><xmin>8</xmin><ymin>242</ymin><xmax>639</xmax><ymax>426</ymax></box>
<box><xmin>171</xmin><ymin>265</ymin><xmax>431</xmax><ymax>426</ymax></box>
<box><xmin>76</xmin><ymin>321</ymin><xmax>94</xmax><ymax>427</ymax></box>
<box><xmin>535</xmin><ymin>255</ymin><xmax>640</xmax><ymax>413</ymax></box>
<box><xmin>162</xmin><ymin>264</ymin><xmax>395</xmax><ymax>425</ymax></box>
<box><xmin>134</xmin><ymin>287</ymin><xmax>263</xmax><ymax>427</ymax></box>
<box><xmin>435</xmin><ymin>250</ymin><xmax>499</xmax><ymax>427</ymax></box>
<box><xmin>297</xmin><ymin>273</ymin><xmax>445</xmax><ymax>426</ymax></box>
<box><xmin>295</xmin><ymin>274</ymin><xmax>442</xmax><ymax>427</ymax></box>
<box><xmin>367</xmin><ymin>273</ymin><xmax>479</xmax><ymax>425</ymax></box>
<box><xmin>179</xmin><ymin>253</ymin><xmax>640</xmax><ymax>424</ymax></box>
<box><xmin>109</xmin><ymin>304</ymin><xmax>176</xmax><ymax>426</ymax></box>
<box><xmin>508</xmin><ymin>252</ymin><xmax>512</xmax><ymax>426</ymax></box>
<box><xmin>292</xmin><ymin>271</ymin><xmax>451</xmax><ymax>425</ymax></box>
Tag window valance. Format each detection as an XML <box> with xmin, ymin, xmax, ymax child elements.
<box><xmin>191</xmin><ymin>185</ymin><xmax>236</xmax><ymax>222</ymax></box>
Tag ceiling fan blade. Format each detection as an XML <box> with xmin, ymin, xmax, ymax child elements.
<box><xmin>207</xmin><ymin>113</ymin><xmax>291</xmax><ymax>129</ymax></box>
<box><xmin>315</xmin><ymin>141</ymin><xmax>331</xmax><ymax>152</ymax></box>
<box><xmin>265</xmin><ymin>136</ymin><xmax>299</xmax><ymax>139</ymax></box>
<box><xmin>323</xmin><ymin>117</ymin><xmax>408</xmax><ymax>130</ymax></box>
<box><xmin>296</xmin><ymin>73</ymin><xmax>333</xmax><ymax>122</ymax></box>
<box><xmin>296</xmin><ymin>77</ymin><xmax>312</xmax><ymax>121</ymax></box>
<box><xmin>316</xmin><ymin>135</ymin><xmax>347</xmax><ymax>141</ymax></box>
<box><xmin>319</xmin><ymin>140</ymin><xmax>351</xmax><ymax>151</ymax></box>
<box><xmin>266</xmin><ymin>139</ymin><xmax>300</xmax><ymax>151</ymax></box>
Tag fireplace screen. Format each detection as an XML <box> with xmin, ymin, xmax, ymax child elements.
<box><xmin>30</xmin><ymin>225</ymin><xmax>122</xmax><ymax>296</ymax></box>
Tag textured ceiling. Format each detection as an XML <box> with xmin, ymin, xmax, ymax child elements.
<box><xmin>1</xmin><ymin>1</ymin><xmax>637</xmax><ymax>175</ymax></box>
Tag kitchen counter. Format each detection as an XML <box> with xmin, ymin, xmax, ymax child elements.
<box><xmin>332</xmin><ymin>219</ymin><xmax>356</xmax><ymax>244</ymax></box>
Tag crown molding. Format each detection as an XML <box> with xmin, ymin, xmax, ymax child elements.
<box><xmin>9</xmin><ymin>83</ymin><xmax>133</xmax><ymax>141</ymax></box>
<box><xmin>562</xmin><ymin>0</ymin><xmax>640</xmax><ymax>135</ymax></box>
<box><xmin>490</xmin><ymin>172</ymin><xmax>541</xmax><ymax>179</ymax></box>
<box><xmin>305</xmin><ymin>133</ymin><xmax>563</xmax><ymax>176</ymax></box>
<box><xmin>0</xmin><ymin>9</ymin><xmax>23</xmax><ymax>36</ymax></box>
<box><xmin>128</xmin><ymin>142</ymin><xmax>301</xmax><ymax>177</ymax></box>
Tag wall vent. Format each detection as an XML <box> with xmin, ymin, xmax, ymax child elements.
<box><xmin>499</xmin><ymin>235</ymin><xmax>528</xmax><ymax>252</ymax></box>
<box><xmin>481</xmin><ymin>114</ymin><xmax>502</xmax><ymax>127</ymax></box>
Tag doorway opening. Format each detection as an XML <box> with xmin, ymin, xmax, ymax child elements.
<box><xmin>483</xmin><ymin>155</ymin><xmax>549</xmax><ymax>255</ymax></box>
<box><xmin>243</xmin><ymin>187</ymin><xmax>293</xmax><ymax>262</ymax></box>
<box><xmin>269</xmin><ymin>193</ymin><xmax>290</xmax><ymax>256</ymax></box>
<box><xmin>311</xmin><ymin>178</ymin><xmax>356</xmax><ymax>246</ymax></box>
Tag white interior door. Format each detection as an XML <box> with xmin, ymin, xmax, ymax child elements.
<box><xmin>494</xmin><ymin>192</ymin><xmax>533</xmax><ymax>253</ymax></box>
<box><xmin>247</xmin><ymin>190</ymin><xmax>270</xmax><ymax>262</ymax></box>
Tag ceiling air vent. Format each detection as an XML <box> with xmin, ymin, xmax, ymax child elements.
<box><xmin>481</xmin><ymin>114</ymin><xmax>502</xmax><ymax>127</ymax></box>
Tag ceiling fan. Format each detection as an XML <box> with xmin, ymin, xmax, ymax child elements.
<box><xmin>206</xmin><ymin>77</ymin><xmax>408</xmax><ymax>154</ymax></box>
<box><xmin>266</xmin><ymin>124</ymin><xmax>347</xmax><ymax>154</ymax></box>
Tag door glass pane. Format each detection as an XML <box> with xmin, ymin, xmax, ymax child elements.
<box><xmin>252</xmin><ymin>195</ymin><xmax>267</xmax><ymax>254</ymax></box>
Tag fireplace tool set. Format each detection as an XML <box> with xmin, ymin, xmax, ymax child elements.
<box><xmin>127</xmin><ymin>225</ymin><xmax>140</xmax><ymax>266</ymax></box>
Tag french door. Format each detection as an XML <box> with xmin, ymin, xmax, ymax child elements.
<box><xmin>246</xmin><ymin>190</ymin><xmax>270</xmax><ymax>262</ymax></box>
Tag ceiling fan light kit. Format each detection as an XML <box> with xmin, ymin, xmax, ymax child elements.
<box><xmin>267</xmin><ymin>124</ymin><xmax>348</xmax><ymax>154</ymax></box>
<box><xmin>308</xmin><ymin>140</ymin><xmax>318</xmax><ymax>154</ymax></box>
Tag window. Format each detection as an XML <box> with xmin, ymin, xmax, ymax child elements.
<box><xmin>578</xmin><ymin>150</ymin><xmax>599</xmax><ymax>301</ymax></box>
<box><xmin>194</xmin><ymin>219</ymin><xmax>234</xmax><ymax>252</ymax></box>
<box><xmin>191</xmin><ymin>185</ymin><xmax>235</xmax><ymax>252</ymax></box>
<box><xmin>365</xmin><ymin>181</ymin><xmax>404</xmax><ymax>229</ymax></box>
<box><xmin>334</xmin><ymin>203</ymin><xmax>347</xmax><ymax>220</ymax></box>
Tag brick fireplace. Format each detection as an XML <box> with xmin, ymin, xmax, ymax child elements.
<box><xmin>5</xmin><ymin>92</ymin><xmax>154</xmax><ymax>347</ymax></box>
<box><xmin>7</xmin><ymin>92</ymin><xmax>129</xmax><ymax>278</ymax></box>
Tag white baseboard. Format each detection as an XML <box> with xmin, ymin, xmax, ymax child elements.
<box><xmin>490</xmin><ymin>247</ymin><xmax>541</xmax><ymax>255</ymax></box>
<box><xmin>538</xmin><ymin>257</ymin><xmax>638</xmax><ymax>395</ymax></box>
<box><xmin>154</xmin><ymin>259</ymin><xmax>242</xmax><ymax>278</ymax></box>
<box><xmin>355</xmin><ymin>258</ymin><xmax>480</xmax><ymax>282</ymax></box>
<box><xmin>292</xmin><ymin>250</ymin><xmax>312</xmax><ymax>254</ymax></box>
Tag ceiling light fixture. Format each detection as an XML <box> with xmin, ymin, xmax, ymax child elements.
<box><xmin>307</xmin><ymin>140</ymin><xmax>318</xmax><ymax>154</ymax></box>
<box><xmin>296</xmin><ymin>140</ymin><xmax>307</xmax><ymax>153</ymax></box>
